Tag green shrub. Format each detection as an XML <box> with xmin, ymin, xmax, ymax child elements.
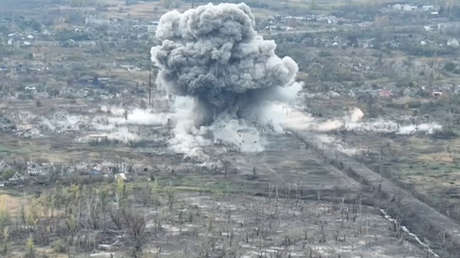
<box><xmin>431</xmin><ymin>128</ymin><xmax>457</xmax><ymax>139</ymax></box>
<box><xmin>24</xmin><ymin>236</ymin><xmax>35</xmax><ymax>258</ymax></box>
<box><xmin>0</xmin><ymin>170</ymin><xmax>15</xmax><ymax>181</ymax></box>
<box><xmin>51</xmin><ymin>239</ymin><xmax>67</xmax><ymax>253</ymax></box>
<box><xmin>444</xmin><ymin>62</ymin><xmax>456</xmax><ymax>72</ymax></box>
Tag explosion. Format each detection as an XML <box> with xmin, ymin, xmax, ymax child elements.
<box><xmin>149</xmin><ymin>3</ymin><xmax>442</xmax><ymax>159</ymax></box>
<box><xmin>151</xmin><ymin>3</ymin><xmax>300</xmax><ymax>126</ymax></box>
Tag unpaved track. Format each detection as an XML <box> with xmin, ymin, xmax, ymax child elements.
<box><xmin>218</xmin><ymin>131</ymin><xmax>459</xmax><ymax>256</ymax></box>
<box><xmin>220</xmin><ymin>133</ymin><xmax>362</xmax><ymax>197</ymax></box>
<box><xmin>293</xmin><ymin>130</ymin><xmax>460</xmax><ymax>258</ymax></box>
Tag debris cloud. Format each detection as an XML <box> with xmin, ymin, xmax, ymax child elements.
<box><xmin>151</xmin><ymin>3</ymin><xmax>302</xmax><ymax>156</ymax></box>
<box><xmin>151</xmin><ymin>3</ymin><xmax>299</xmax><ymax>126</ymax></box>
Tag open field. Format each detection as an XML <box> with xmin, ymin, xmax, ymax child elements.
<box><xmin>1</xmin><ymin>0</ymin><xmax>460</xmax><ymax>257</ymax></box>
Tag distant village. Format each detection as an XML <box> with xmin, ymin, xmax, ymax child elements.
<box><xmin>1</xmin><ymin>0</ymin><xmax>460</xmax><ymax>187</ymax></box>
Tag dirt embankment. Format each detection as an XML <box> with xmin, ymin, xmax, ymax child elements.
<box><xmin>293</xmin><ymin>130</ymin><xmax>460</xmax><ymax>258</ymax></box>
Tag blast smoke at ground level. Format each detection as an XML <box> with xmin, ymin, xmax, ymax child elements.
<box><xmin>151</xmin><ymin>3</ymin><xmax>300</xmax><ymax>126</ymax></box>
<box><xmin>149</xmin><ymin>3</ymin><xmax>443</xmax><ymax>160</ymax></box>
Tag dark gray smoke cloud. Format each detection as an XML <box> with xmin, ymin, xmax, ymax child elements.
<box><xmin>151</xmin><ymin>3</ymin><xmax>299</xmax><ymax>125</ymax></box>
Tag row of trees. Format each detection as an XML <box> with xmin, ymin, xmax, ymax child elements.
<box><xmin>0</xmin><ymin>176</ymin><xmax>151</xmax><ymax>257</ymax></box>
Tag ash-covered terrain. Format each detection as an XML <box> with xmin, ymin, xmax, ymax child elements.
<box><xmin>1</xmin><ymin>0</ymin><xmax>460</xmax><ymax>258</ymax></box>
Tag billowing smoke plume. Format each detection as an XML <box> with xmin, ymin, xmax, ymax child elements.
<box><xmin>151</xmin><ymin>3</ymin><xmax>299</xmax><ymax>126</ymax></box>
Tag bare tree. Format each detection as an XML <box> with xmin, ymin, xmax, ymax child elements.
<box><xmin>122</xmin><ymin>209</ymin><xmax>147</xmax><ymax>258</ymax></box>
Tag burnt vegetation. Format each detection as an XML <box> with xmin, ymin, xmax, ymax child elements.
<box><xmin>1</xmin><ymin>0</ymin><xmax>460</xmax><ymax>257</ymax></box>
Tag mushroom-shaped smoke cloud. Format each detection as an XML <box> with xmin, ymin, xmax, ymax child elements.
<box><xmin>151</xmin><ymin>3</ymin><xmax>299</xmax><ymax>125</ymax></box>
